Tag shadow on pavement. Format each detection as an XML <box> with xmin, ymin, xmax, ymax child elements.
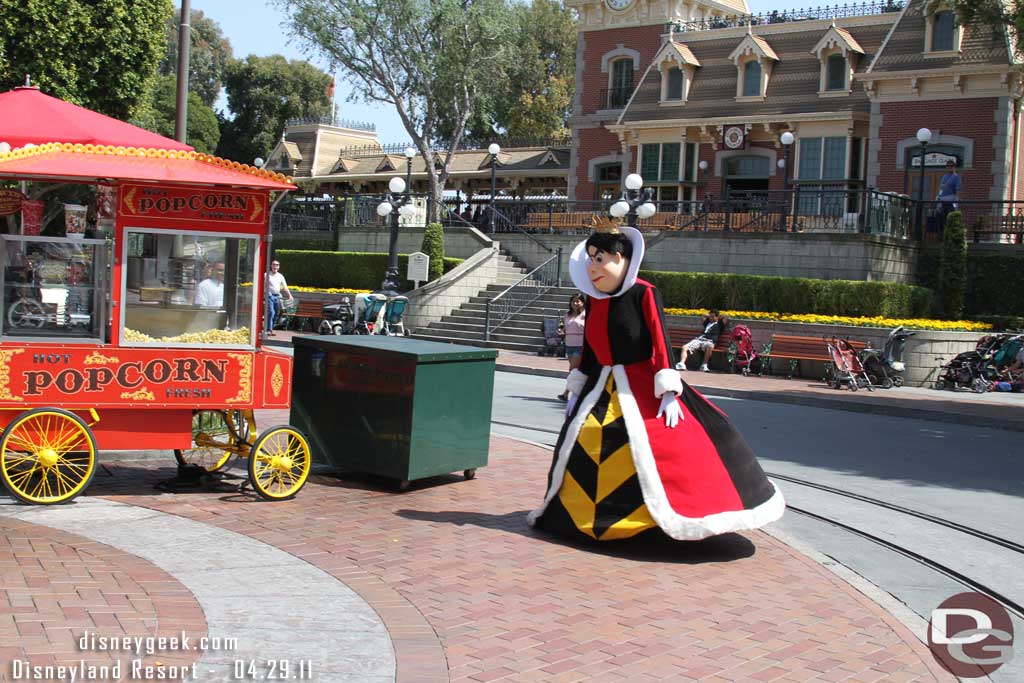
<box><xmin>395</xmin><ymin>508</ymin><xmax>757</xmax><ymax>564</ymax></box>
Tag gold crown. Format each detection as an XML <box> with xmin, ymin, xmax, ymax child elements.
<box><xmin>591</xmin><ymin>214</ymin><xmax>621</xmax><ymax>234</ymax></box>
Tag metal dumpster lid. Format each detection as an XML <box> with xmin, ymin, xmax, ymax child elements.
<box><xmin>292</xmin><ymin>335</ymin><xmax>499</xmax><ymax>362</ymax></box>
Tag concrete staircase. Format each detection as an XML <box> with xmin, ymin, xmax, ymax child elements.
<box><xmin>412</xmin><ymin>250</ymin><xmax>575</xmax><ymax>352</ymax></box>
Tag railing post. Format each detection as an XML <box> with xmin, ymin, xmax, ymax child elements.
<box><xmin>555</xmin><ymin>246</ymin><xmax>563</xmax><ymax>287</ymax></box>
<box><xmin>547</xmin><ymin>200</ymin><xmax>553</xmax><ymax>233</ymax></box>
<box><xmin>791</xmin><ymin>183</ymin><xmax>801</xmax><ymax>232</ymax></box>
<box><xmin>484</xmin><ymin>300</ymin><xmax>491</xmax><ymax>343</ymax></box>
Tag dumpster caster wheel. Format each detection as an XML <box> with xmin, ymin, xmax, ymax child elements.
<box><xmin>397</xmin><ymin>479</ymin><xmax>411</xmax><ymax>491</ymax></box>
<box><xmin>463</xmin><ymin>469</ymin><xmax>476</xmax><ymax>480</ymax></box>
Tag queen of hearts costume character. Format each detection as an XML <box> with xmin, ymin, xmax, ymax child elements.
<box><xmin>528</xmin><ymin>225</ymin><xmax>784</xmax><ymax>541</ymax></box>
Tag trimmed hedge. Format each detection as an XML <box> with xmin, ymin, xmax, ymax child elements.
<box><xmin>275</xmin><ymin>250</ymin><xmax>463</xmax><ymax>290</ymax></box>
<box><xmin>938</xmin><ymin>211</ymin><xmax>967</xmax><ymax>319</ymax></box>
<box><xmin>639</xmin><ymin>270</ymin><xmax>934</xmax><ymax>318</ymax></box>
<box><xmin>421</xmin><ymin>222</ymin><xmax>445</xmax><ymax>281</ymax></box>
<box><xmin>919</xmin><ymin>249</ymin><xmax>1024</xmax><ymax>318</ymax></box>
<box><xmin>272</xmin><ymin>235</ymin><xmax>335</xmax><ymax>252</ymax></box>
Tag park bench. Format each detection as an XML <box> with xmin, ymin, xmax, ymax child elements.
<box><xmin>282</xmin><ymin>299</ymin><xmax>325</xmax><ymax>331</ymax></box>
<box><xmin>667</xmin><ymin>326</ymin><xmax>733</xmax><ymax>371</ymax></box>
<box><xmin>760</xmin><ymin>334</ymin><xmax>866</xmax><ymax>379</ymax></box>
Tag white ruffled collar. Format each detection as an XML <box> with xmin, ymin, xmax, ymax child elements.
<box><xmin>568</xmin><ymin>227</ymin><xmax>646</xmax><ymax>299</ymax></box>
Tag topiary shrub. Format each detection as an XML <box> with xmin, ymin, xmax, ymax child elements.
<box><xmin>938</xmin><ymin>210</ymin><xmax>968</xmax><ymax>319</ymax></box>
<box><xmin>420</xmin><ymin>222</ymin><xmax>445</xmax><ymax>281</ymax></box>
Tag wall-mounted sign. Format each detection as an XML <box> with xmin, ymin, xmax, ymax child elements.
<box><xmin>723</xmin><ymin>125</ymin><xmax>746</xmax><ymax>150</ymax></box>
<box><xmin>0</xmin><ymin>189</ymin><xmax>25</xmax><ymax>216</ymax></box>
<box><xmin>407</xmin><ymin>251</ymin><xmax>430</xmax><ymax>284</ymax></box>
<box><xmin>911</xmin><ymin>151</ymin><xmax>960</xmax><ymax>168</ymax></box>
<box><xmin>119</xmin><ymin>184</ymin><xmax>268</xmax><ymax>225</ymax></box>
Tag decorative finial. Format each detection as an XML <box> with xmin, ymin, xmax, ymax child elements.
<box><xmin>592</xmin><ymin>215</ymin><xmax>621</xmax><ymax>234</ymax></box>
<box><xmin>746</xmin><ymin>20</ymin><xmax>752</xmax><ymax>35</ymax></box>
<box><xmin>24</xmin><ymin>74</ymin><xmax>30</xmax><ymax>87</ymax></box>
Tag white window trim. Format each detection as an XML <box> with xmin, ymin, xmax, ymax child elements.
<box><xmin>658</xmin><ymin>64</ymin><xmax>695</xmax><ymax>105</ymax></box>
<box><xmin>818</xmin><ymin>48</ymin><xmax>855</xmax><ymax>96</ymax></box>
<box><xmin>735</xmin><ymin>54</ymin><xmax>771</xmax><ymax>101</ymax></box>
<box><xmin>604</xmin><ymin>57</ymin><xmax>635</xmax><ymax>111</ymax></box>
<box><xmin>924</xmin><ymin>7</ymin><xmax>962</xmax><ymax>55</ymax></box>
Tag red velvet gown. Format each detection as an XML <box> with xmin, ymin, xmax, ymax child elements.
<box><xmin>528</xmin><ymin>279</ymin><xmax>784</xmax><ymax>541</ymax></box>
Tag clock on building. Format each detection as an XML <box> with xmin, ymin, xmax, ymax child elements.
<box><xmin>605</xmin><ymin>0</ymin><xmax>634</xmax><ymax>11</ymax></box>
<box><xmin>723</xmin><ymin>125</ymin><xmax>746</xmax><ymax>150</ymax></box>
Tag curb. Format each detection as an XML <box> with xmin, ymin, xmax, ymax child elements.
<box><xmin>495</xmin><ymin>363</ymin><xmax>1024</xmax><ymax>433</ymax></box>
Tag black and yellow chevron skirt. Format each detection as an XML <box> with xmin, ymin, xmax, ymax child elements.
<box><xmin>544</xmin><ymin>375</ymin><xmax>657</xmax><ymax>541</ymax></box>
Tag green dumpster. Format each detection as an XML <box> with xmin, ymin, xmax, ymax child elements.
<box><xmin>291</xmin><ymin>335</ymin><xmax>497</xmax><ymax>488</ymax></box>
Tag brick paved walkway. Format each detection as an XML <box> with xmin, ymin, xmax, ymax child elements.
<box><xmin>5</xmin><ymin>419</ymin><xmax>955</xmax><ymax>683</ymax></box>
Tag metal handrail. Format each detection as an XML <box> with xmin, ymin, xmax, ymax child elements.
<box><xmin>491</xmin><ymin>207</ymin><xmax>553</xmax><ymax>253</ymax></box>
<box><xmin>484</xmin><ymin>248</ymin><xmax>563</xmax><ymax>342</ymax></box>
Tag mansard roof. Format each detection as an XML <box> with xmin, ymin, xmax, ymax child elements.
<box><xmin>728</xmin><ymin>32</ymin><xmax>779</xmax><ymax>64</ymax></box>
<box><xmin>812</xmin><ymin>25</ymin><xmax>865</xmax><ymax>58</ymax></box>
<box><xmin>654</xmin><ymin>41</ymin><xmax>702</xmax><ymax>69</ymax></box>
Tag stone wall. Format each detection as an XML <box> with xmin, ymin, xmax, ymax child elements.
<box><xmin>498</xmin><ymin>231</ymin><xmax>921</xmax><ymax>283</ymax></box>
<box><xmin>336</xmin><ymin>226</ymin><xmax>493</xmax><ymax>259</ymax></box>
<box><xmin>402</xmin><ymin>247</ymin><xmax>501</xmax><ymax>332</ymax></box>
<box><xmin>667</xmin><ymin>315</ymin><xmax>980</xmax><ymax>388</ymax></box>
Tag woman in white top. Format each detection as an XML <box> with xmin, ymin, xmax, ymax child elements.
<box><xmin>557</xmin><ymin>293</ymin><xmax>586</xmax><ymax>401</ymax></box>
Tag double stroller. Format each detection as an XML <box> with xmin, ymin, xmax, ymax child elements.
<box><xmin>935</xmin><ymin>333</ymin><xmax>1023</xmax><ymax>393</ymax></box>
<box><xmin>318</xmin><ymin>293</ymin><xmax>409</xmax><ymax>336</ymax></box>
<box><xmin>825</xmin><ymin>336</ymin><xmax>874</xmax><ymax>391</ymax></box>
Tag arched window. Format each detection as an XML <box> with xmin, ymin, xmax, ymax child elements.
<box><xmin>932</xmin><ymin>11</ymin><xmax>955</xmax><ymax>51</ymax></box>
<box><xmin>666</xmin><ymin>67</ymin><xmax>684</xmax><ymax>100</ymax></box>
<box><xmin>609</xmin><ymin>59</ymin><xmax>633</xmax><ymax>108</ymax></box>
<box><xmin>742</xmin><ymin>61</ymin><xmax>762</xmax><ymax>97</ymax></box>
<box><xmin>826</xmin><ymin>54</ymin><xmax>847</xmax><ymax>91</ymax></box>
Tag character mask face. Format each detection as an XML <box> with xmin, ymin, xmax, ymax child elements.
<box><xmin>586</xmin><ymin>247</ymin><xmax>628</xmax><ymax>293</ymax></box>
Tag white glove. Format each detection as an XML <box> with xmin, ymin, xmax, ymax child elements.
<box><xmin>656</xmin><ymin>392</ymin><xmax>684</xmax><ymax>428</ymax></box>
<box><xmin>565</xmin><ymin>394</ymin><xmax>578</xmax><ymax>417</ymax></box>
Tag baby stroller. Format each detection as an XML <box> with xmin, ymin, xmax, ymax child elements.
<box><xmin>860</xmin><ymin>326</ymin><xmax>916</xmax><ymax>388</ymax></box>
<box><xmin>825</xmin><ymin>336</ymin><xmax>873</xmax><ymax>391</ymax></box>
<box><xmin>728</xmin><ymin>324</ymin><xmax>759</xmax><ymax>375</ymax></box>
<box><xmin>934</xmin><ymin>334</ymin><xmax>1006</xmax><ymax>393</ymax></box>
<box><xmin>539</xmin><ymin>318</ymin><xmax>565</xmax><ymax>357</ymax></box>
<box><xmin>381</xmin><ymin>296</ymin><xmax>409</xmax><ymax>336</ymax></box>
<box><xmin>318</xmin><ymin>297</ymin><xmax>356</xmax><ymax>335</ymax></box>
<box><xmin>352</xmin><ymin>293</ymin><xmax>389</xmax><ymax>335</ymax></box>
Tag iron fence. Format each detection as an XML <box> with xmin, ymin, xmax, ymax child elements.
<box><xmin>485</xmin><ymin>249</ymin><xmax>563</xmax><ymax>342</ymax></box>
<box><xmin>670</xmin><ymin>1</ymin><xmax>903</xmax><ymax>33</ymax></box>
<box><xmin>598</xmin><ymin>87</ymin><xmax>632</xmax><ymax>110</ymax></box>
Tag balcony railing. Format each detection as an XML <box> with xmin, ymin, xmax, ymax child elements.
<box><xmin>285</xmin><ymin>116</ymin><xmax>377</xmax><ymax>131</ymax></box>
<box><xmin>598</xmin><ymin>86</ymin><xmax>633</xmax><ymax>110</ymax></box>
<box><xmin>670</xmin><ymin>1</ymin><xmax>904</xmax><ymax>33</ymax></box>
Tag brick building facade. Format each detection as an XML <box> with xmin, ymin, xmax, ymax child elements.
<box><xmin>567</xmin><ymin>0</ymin><xmax>1023</xmax><ymax>207</ymax></box>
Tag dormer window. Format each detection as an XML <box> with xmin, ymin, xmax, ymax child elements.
<box><xmin>924</xmin><ymin>6</ymin><xmax>962</xmax><ymax>55</ymax></box>
<box><xmin>811</xmin><ymin>26</ymin><xmax>863</xmax><ymax>97</ymax></box>
<box><xmin>729</xmin><ymin>31</ymin><xmax>777</xmax><ymax>102</ymax></box>
<box><xmin>653</xmin><ymin>41</ymin><xmax>700</xmax><ymax>106</ymax></box>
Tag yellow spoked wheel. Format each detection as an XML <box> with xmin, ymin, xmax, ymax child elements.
<box><xmin>247</xmin><ymin>426</ymin><xmax>311</xmax><ymax>501</ymax></box>
<box><xmin>0</xmin><ymin>408</ymin><xmax>96</xmax><ymax>505</ymax></box>
<box><xmin>175</xmin><ymin>409</ymin><xmax>254</xmax><ymax>473</ymax></box>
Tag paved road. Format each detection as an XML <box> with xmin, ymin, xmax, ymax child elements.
<box><xmin>493</xmin><ymin>371</ymin><xmax>1024</xmax><ymax>683</ymax></box>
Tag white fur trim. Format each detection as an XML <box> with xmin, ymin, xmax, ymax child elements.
<box><xmin>611</xmin><ymin>365</ymin><xmax>786</xmax><ymax>541</ymax></box>
<box><xmin>528</xmin><ymin>367</ymin><xmax>611</xmax><ymax>527</ymax></box>
<box><xmin>565</xmin><ymin>369</ymin><xmax>587</xmax><ymax>396</ymax></box>
<box><xmin>568</xmin><ymin>227</ymin><xmax>646</xmax><ymax>300</ymax></box>
<box><xmin>653</xmin><ymin>368</ymin><xmax>683</xmax><ymax>399</ymax></box>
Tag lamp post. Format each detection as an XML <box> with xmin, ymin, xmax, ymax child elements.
<box><xmin>404</xmin><ymin>146</ymin><xmax>415</xmax><ymax>196</ymax></box>
<box><xmin>609</xmin><ymin>173</ymin><xmax>657</xmax><ymax>226</ymax></box>
<box><xmin>779</xmin><ymin>131</ymin><xmax>795</xmax><ymax>232</ymax></box>
<box><xmin>915</xmin><ymin>127</ymin><xmax>932</xmax><ymax>240</ymax></box>
<box><xmin>488</xmin><ymin>143</ymin><xmax>500</xmax><ymax>235</ymax></box>
<box><xmin>376</xmin><ymin>176</ymin><xmax>416</xmax><ymax>294</ymax></box>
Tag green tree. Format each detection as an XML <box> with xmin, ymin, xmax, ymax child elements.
<box><xmin>951</xmin><ymin>1</ymin><xmax>1022</xmax><ymax>55</ymax></box>
<box><xmin>939</xmin><ymin>211</ymin><xmax>968</xmax><ymax>319</ymax></box>
<box><xmin>420</xmin><ymin>222</ymin><xmax>445</xmax><ymax>280</ymax></box>
<box><xmin>160</xmin><ymin>7</ymin><xmax>233</xmax><ymax>107</ymax></box>
<box><xmin>216</xmin><ymin>54</ymin><xmax>332</xmax><ymax>165</ymax></box>
<box><xmin>277</xmin><ymin>0</ymin><xmax>518</xmax><ymax>220</ymax></box>
<box><xmin>136</xmin><ymin>75</ymin><xmax>220</xmax><ymax>153</ymax></box>
<box><xmin>0</xmin><ymin>0</ymin><xmax>173</xmax><ymax>120</ymax></box>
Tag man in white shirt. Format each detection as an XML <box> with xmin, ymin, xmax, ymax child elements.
<box><xmin>194</xmin><ymin>262</ymin><xmax>225</xmax><ymax>308</ymax></box>
<box><xmin>265</xmin><ymin>259</ymin><xmax>294</xmax><ymax>335</ymax></box>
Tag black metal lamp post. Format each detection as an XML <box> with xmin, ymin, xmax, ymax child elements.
<box><xmin>779</xmin><ymin>131</ymin><xmax>795</xmax><ymax>232</ymax></box>
<box><xmin>609</xmin><ymin>173</ymin><xmax>657</xmax><ymax>226</ymax></box>
<box><xmin>376</xmin><ymin>176</ymin><xmax>415</xmax><ymax>294</ymax></box>
<box><xmin>404</xmin><ymin>145</ymin><xmax>415</xmax><ymax>196</ymax></box>
<box><xmin>915</xmin><ymin>127</ymin><xmax>932</xmax><ymax>240</ymax></box>
<box><xmin>488</xmin><ymin>142</ymin><xmax>500</xmax><ymax>234</ymax></box>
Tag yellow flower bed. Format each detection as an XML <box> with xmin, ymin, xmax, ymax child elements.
<box><xmin>663</xmin><ymin>308</ymin><xmax>992</xmax><ymax>332</ymax></box>
<box><xmin>240</xmin><ymin>283</ymin><xmax>369</xmax><ymax>295</ymax></box>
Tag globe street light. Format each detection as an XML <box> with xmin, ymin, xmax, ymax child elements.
<box><xmin>376</xmin><ymin>176</ymin><xmax>414</xmax><ymax>294</ymax></box>
<box><xmin>779</xmin><ymin>131</ymin><xmax>795</xmax><ymax>231</ymax></box>
<box><xmin>488</xmin><ymin>143</ymin><xmax>501</xmax><ymax>235</ymax></box>
<box><xmin>611</xmin><ymin>173</ymin><xmax>656</xmax><ymax>226</ymax></box>
<box><xmin>915</xmin><ymin>127</ymin><xmax>932</xmax><ymax>240</ymax></box>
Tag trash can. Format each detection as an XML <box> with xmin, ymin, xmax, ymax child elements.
<box><xmin>291</xmin><ymin>335</ymin><xmax>497</xmax><ymax>488</ymax></box>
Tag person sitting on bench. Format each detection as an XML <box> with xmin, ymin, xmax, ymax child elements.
<box><xmin>676</xmin><ymin>310</ymin><xmax>725</xmax><ymax>372</ymax></box>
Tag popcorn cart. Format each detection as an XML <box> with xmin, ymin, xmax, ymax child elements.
<box><xmin>0</xmin><ymin>86</ymin><xmax>310</xmax><ymax>504</ymax></box>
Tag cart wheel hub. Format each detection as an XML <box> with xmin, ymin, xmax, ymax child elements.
<box><xmin>270</xmin><ymin>455</ymin><xmax>294</xmax><ymax>471</ymax></box>
<box><xmin>37</xmin><ymin>447</ymin><xmax>59</xmax><ymax>468</ymax></box>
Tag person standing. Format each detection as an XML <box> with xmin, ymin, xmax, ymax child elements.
<box><xmin>265</xmin><ymin>259</ymin><xmax>294</xmax><ymax>336</ymax></box>
<box><xmin>194</xmin><ymin>261</ymin><xmax>225</xmax><ymax>308</ymax></box>
<box><xmin>557</xmin><ymin>293</ymin><xmax>587</xmax><ymax>401</ymax></box>
<box><xmin>937</xmin><ymin>159</ymin><xmax>961</xmax><ymax>228</ymax></box>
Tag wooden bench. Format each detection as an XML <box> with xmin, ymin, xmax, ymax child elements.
<box><xmin>667</xmin><ymin>327</ymin><xmax>733</xmax><ymax>371</ymax></box>
<box><xmin>283</xmin><ymin>299</ymin><xmax>325</xmax><ymax>331</ymax></box>
<box><xmin>760</xmin><ymin>334</ymin><xmax>866</xmax><ymax>379</ymax></box>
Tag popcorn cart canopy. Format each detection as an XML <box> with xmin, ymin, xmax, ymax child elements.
<box><xmin>0</xmin><ymin>87</ymin><xmax>295</xmax><ymax>191</ymax></box>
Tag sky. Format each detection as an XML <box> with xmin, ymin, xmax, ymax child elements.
<box><xmin>197</xmin><ymin>0</ymin><xmax>785</xmax><ymax>145</ymax></box>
